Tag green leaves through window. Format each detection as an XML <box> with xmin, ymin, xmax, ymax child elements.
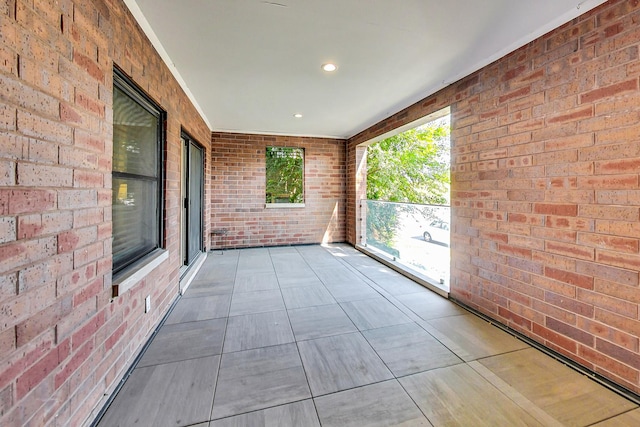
<box><xmin>265</xmin><ymin>146</ymin><xmax>304</xmax><ymax>204</ymax></box>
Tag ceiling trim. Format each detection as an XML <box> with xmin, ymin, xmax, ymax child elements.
<box><xmin>360</xmin><ymin>107</ymin><xmax>451</xmax><ymax>147</ymax></box>
<box><xmin>212</xmin><ymin>128</ymin><xmax>347</xmax><ymax>141</ymax></box>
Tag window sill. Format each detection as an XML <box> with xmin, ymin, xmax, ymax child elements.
<box><xmin>112</xmin><ymin>249</ymin><xmax>169</xmax><ymax>297</ymax></box>
<box><xmin>265</xmin><ymin>203</ymin><xmax>305</xmax><ymax>209</ymax></box>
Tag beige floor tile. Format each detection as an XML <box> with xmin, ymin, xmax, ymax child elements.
<box><xmin>424</xmin><ymin>313</ymin><xmax>529</xmax><ymax>360</ymax></box>
<box><xmin>480</xmin><ymin>348</ymin><xmax>638</xmax><ymax>426</ymax></box>
<box><xmin>400</xmin><ymin>363</ymin><xmax>544</xmax><ymax>426</ymax></box>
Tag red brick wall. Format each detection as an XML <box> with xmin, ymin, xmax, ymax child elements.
<box><xmin>0</xmin><ymin>0</ymin><xmax>210</xmax><ymax>426</ymax></box>
<box><xmin>211</xmin><ymin>133</ymin><xmax>346</xmax><ymax>248</ymax></box>
<box><xmin>348</xmin><ymin>0</ymin><xmax>640</xmax><ymax>395</ymax></box>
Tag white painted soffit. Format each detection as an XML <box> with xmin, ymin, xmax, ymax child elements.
<box><xmin>124</xmin><ymin>0</ymin><xmax>607</xmax><ymax>139</ymax></box>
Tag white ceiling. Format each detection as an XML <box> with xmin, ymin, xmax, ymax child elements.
<box><xmin>126</xmin><ymin>0</ymin><xmax>606</xmax><ymax>139</ymax></box>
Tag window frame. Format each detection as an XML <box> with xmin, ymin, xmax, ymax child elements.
<box><xmin>265</xmin><ymin>146</ymin><xmax>305</xmax><ymax>208</ymax></box>
<box><xmin>112</xmin><ymin>68</ymin><xmax>166</xmax><ymax>277</ymax></box>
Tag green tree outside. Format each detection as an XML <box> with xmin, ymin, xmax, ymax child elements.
<box><xmin>367</xmin><ymin>117</ymin><xmax>450</xmax><ymax>204</ymax></box>
<box><xmin>365</xmin><ymin>117</ymin><xmax>450</xmax><ymax>248</ymax></box>
<box><xmin>266</xmin><ymin>147</ymin><xmax>304</xmax><ymax>203</ymax></box>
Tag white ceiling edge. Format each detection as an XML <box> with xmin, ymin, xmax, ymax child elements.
<box><xmin>122</xmin><ymin>0</ymin><xmax>212</xmax><ymax>130</ymax></box>
<box><xmin>361</xmin><ymin>107</ymin><xmax>452</xmax><ymax>147</ymax></box>
<box><xmin>124</xmin><ymin>0</ymin><xmax>606</xmax><ymax>140</ymax></box>
<box><xmin>211</xmin><ymin>128</ymin><xmax>347</xmax><ymax>140</ymax></box>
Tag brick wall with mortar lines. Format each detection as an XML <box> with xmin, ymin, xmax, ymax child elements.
<box><xmin>0</xmin><ymin>0</ymin><xmax>211</xmax><ymax>426</ymax></box>
<box><xmin>211</xmin><ymin>133</ymin><xmax>346</xmax><ymax>248</ymax></box>
<box><xmin>348</xmin><ymin>0</ymin><xmax>640</xmax><ymax>395</ymax></box>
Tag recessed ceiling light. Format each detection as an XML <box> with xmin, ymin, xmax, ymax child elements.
<box><xmin>293</xmin><ymin>113</ymin><xmax>303</xmax><ymax>118</ymax></box>
<box><xmin>321</xmin><ymin>63</ymin><xmax>337</xmax><ymax>72</ymax></box>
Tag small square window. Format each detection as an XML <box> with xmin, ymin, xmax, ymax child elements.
<box><xmin>265</xmin><ymin>146</ymin><xmax>304</xmax><ymax>205</ymax></box>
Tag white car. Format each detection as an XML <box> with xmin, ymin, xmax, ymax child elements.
<box><xmin>423</xmin><ymin>219</ymin><xmax>450</xmax><ymax>245</ymax></box>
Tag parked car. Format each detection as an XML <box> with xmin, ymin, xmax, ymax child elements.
<box><xmin>423</xmin><ymin>219</ymin><xmax>450</xmax><ymax>245</ymax></box>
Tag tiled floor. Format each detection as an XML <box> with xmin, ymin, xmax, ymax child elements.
<box><xmin>98</xmin><ymin>244</ymin><xmax>639</xmax><ymax>427</ymax></box>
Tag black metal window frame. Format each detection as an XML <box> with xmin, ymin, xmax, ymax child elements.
<box><xmin>112</xmin><ymin>68</ymin><xmax>166</xmax><ymax>276</ymax></box>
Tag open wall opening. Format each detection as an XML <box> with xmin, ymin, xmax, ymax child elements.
<box><xmin>357</xmin><ymin>107</ymin><xmax>451</xmax><ymax>292</ymax></box>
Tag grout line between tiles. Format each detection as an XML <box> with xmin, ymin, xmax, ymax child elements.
<box><xmin>468</xmin><ymin>360</ymin><xmax>564</xmax><ymax>427</ymax></box>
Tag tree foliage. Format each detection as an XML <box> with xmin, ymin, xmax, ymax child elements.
<box><xmin>366</xmin><ymin>119</ymin><xmax>450</xmax><ymax>205</ymax></box>
<box><xmin>365</xmin><ymin>118</ymin><xmax>450</xmax><ymax>249</ymax></box>
<box><xmin>266</xmin><ymin>147</ymin><xmax>304</xmax><ymax>203</ymax></box>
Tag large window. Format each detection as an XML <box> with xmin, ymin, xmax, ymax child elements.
<box><xmin>112</xmin><ymin>69</ymin><xmax>165</xmax><ymax>275</ymax></box>
<box><xmin>265</xmin><ymin>146</ymin><xmax>304</xmax><ymax>205</ymax></box>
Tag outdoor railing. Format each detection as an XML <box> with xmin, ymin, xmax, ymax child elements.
<box><xmin>360</xmin><ymin>199</ymin><xmax>450</xmax><ymax>290</ymax></box>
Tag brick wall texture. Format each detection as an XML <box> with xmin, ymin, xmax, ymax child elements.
<box><xmin>348</xmin><ymin>0</ymin><xmax>640</xmax><ymax>396</ymax></box>
<box><xmin>210</xmin><ymin>133</ymin><xmax>346</xmax><ymax>248</ymax></box>
<box><xmin>0</xmin><ymin>0</ymin><xmax>210</xmax><ymax>426</ymax></box>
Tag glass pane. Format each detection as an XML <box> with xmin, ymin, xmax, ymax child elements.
<box><xmin>113</xmin><ymin>86</ymin><xmax>158</xmax><ymax>177</ymax></box>
<box><xmin>265</xmin><ymin>146</ymin><xmax>304</xmax><ymax>203</ymax></box>
<box><xmin>362</xmin><ymin>199</ymin><xmax>450</xmax><ymax>291</ymax></box>
<box><xmin>187</xmin><ymin>142</ymin><xmax>203</xmax><ymax>263</ymax></box>
<box><xmin>112</xmin><ymin>177</ymin><xmax>158</xmax><ymax>270</ymax></box>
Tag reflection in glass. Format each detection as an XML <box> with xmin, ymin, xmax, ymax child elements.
<box><xmin>112</xmin><ymin>74</ymin><xmax>162</xmax><ymax>274</ymax></box>
<box><xmin>113</xmin><ymin>86</ymin><xmax>158</xmax><ymax>177</ymax></box>
<box><xmin>112</xmin><ymin>178</ymin><xmax>158</xmax><ymax>269</ymax></box>
<box><xmin>362</xmin><ymin>199</ymin><xmax>450</xmax><ymax>290</ymax></box>
<box><xmin>266</xmin><ymin>147</ymin><xmax>304</xmax><ymax>204</ymax></box>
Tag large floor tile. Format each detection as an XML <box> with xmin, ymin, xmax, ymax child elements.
<box><xmin>363</xmin><ymin>323</ymin><xmax>462</xmax><ymax>377</ymax></box>
<box><xmin>233</xmin><ymin>273</ymin><xmax>280</xmax><ymax>293</ymax></box>
<box><xmin>400</xmin><ymin>364</ymin><xmax>544</xmax><ymax>426</ymax></box>
<box><xmin>269</xmin><ymin>246</ymin><xmax>300</xmax><ymax>254</ymax></box>
<box><xmin>480</xmin><ymin>348</ymin><xmax>638</xmax><ymax>426</ymax></box>
<box><xmin>276</xmin><ymin>271</ymin><xmax>324</xmax><ymax>287</ymax></box>
<box><xmin>229</xmin><ymin>289</ymin><xmax>285</xmax><ymax>316</ymax></box>
<box><xmin>223</xmin><ymin>310</ymin><xmax>294</xmax><ymax>353</ymax></box>
<box><xmin>138</xmin><ymin>318</ymin><xmax>226</xmax><ymax>367</ymax></box>
<box><xmin>183</xmin><ymin>279</ymin><xmax>234</xmax><ymax>298</ymax></box>
<box><xmin>274</xmin><ymin>260</ymin><xmax>324</xmax><ymax>287</ymax></box>
<box><xmin>340</xmin><ymin>298</ymin><xmax>412</xmax><ymax>331</ymax></box>
<box><xmin>314</xmin><ymin>380</ymin><xmax>429</xmax><ymax>427</ymax></box>
<box><xmin>424</xmin><ymin>313</ymin><xmax>529</xmax><ymax>361</ymax></box>
<box><xmin>209</xmin><ymin>400</ymin><xmax>320</xmax><ymax>427</ymax></box>
<box><xmin>297</xmin><ymin>246</ymin><xmax>343</xmax><ymax>268</ymax></box>
<box><xmin>197</xmin><ymin>257</ymin><xmax>237</xmax><ymax>278</ymax></box>
<box><xmin>365</xmin><ymin>272</ymin><xmax>428</xmax><ymax>296</ymax></box>
<box><xmin>270</xmin><ymin>251</ymin><xmax>306</xmax><ymax>267</ymax></box>
<box><xmin>313</xmin><ymin>266</ymin><xmax>370</xmax><ymax>288</ymax></box>
<box><xmin>396</xmin><ymin>291</ymin><xmax>467</xmax><ymax>320</ymax></box>
<box><xmin>281</xmin><ymin>285</ymin><xmax>335</xmax><ymax>309</ymax></box>
<box><xmin>324</xmin><ymin>283</ymin><xmax>381</xmax><ymax>302</ymax></box>
<box><xmin>288</xmin><ymin>304</ymin><xmax>357</xmax><ymax>341</ymax></box>
<box><xmin>297</xmin><ymin>332</ymin><xmax>393</xmax><ymax>396</ymax></box>
<box><xmin>98</xmin><ymin>356</ymin><xmax>219</xmax><ymax>427</ymax></box>
<box><xmin>237</xmin><ymin>252</ymin><xmax>274</xmax><ymax>274</ymax></box>
<box><xmin>165</xmin><ymin>294</ymin><xmax>231</xmax><ymax>324</ymax></box>
<box><xmin>211</xmin><ymin>344</ymin><xmax>311</xmax><ymax>419</ymax></box>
